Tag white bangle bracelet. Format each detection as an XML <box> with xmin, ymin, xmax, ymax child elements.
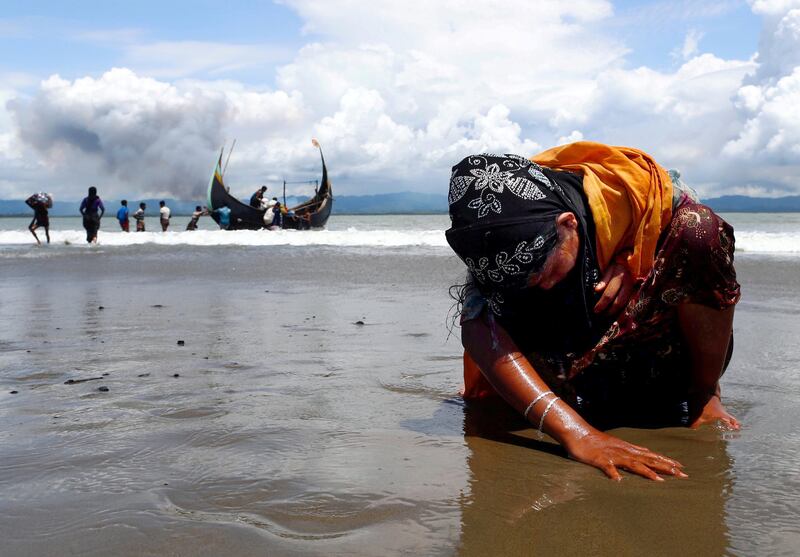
<box><xmin>537</xmin><ymin>397</ymin><xmax>561</xmax><ymax>439</ymax></box>
<box><xmin>523</xmin><ymin>391</ymin><xmax>554</xmax><ymax>420</ymax></box>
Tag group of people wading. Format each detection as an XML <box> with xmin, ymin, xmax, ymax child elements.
<box><xmin>23</xmin><ymin>182</ymin><xmax>296</xmax><ymax>244</ymax></box>
<box><xmin>24</xmin><ymin>186</ymin><xmax>210</xmax><ymax>244</ymax></box>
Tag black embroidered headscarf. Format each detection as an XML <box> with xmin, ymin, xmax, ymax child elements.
<box><xmin>446</xmin><ymin>153</ymin><xmax>603</xmax><ymax>348</ymax></box>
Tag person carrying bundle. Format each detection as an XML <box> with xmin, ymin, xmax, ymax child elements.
<box><xmin>25</xmin><ymin>192</ymin><xmax>52</xmax><ymax>245</ymax></box>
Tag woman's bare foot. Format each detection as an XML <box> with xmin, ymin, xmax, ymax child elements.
<box><xmin>689</xmin><ymin>395</ymin><xmax>740</xmax><ymax>430</ymax></box>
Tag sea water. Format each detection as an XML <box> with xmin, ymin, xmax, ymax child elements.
<box><xmin>1</xmin><ymin>212</ymin><xmax>799</xmax><ymax>556</ymax></box>
<box><xmin>1</xmin><ymin>213</ymin><xmax>799</xmax><ymax>254</ymax></box>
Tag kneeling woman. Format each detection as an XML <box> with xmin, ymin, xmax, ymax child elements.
<box><xmin>447</xmin><ymin>142</ymin><xmax>740</xmax><ymax>481</ymax></box>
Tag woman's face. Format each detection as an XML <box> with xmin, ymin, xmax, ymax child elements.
<box><xmin>526</xmin><ymin>212</ymin><xmax>580</xmax><ymax>290</ymax></box>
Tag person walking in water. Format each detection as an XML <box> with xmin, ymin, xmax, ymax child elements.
<box><xmin>186</xmin><ymin>206</ymin><xmax>206</xmax><ymax>231</ymax></box>
<box><xmin>212</xmin><ymin>205</ymin><xmax>231</xmax><ymax>230</ymax></box>
<box><xmin>116</xmin><ymin>200</ymin><xmax>130</xmax><ymax>232</ymax></box>
<box><xmin>133</xmin><ymin>202</ymin><xmax>146</xmax><ymax>232</ymax></box>
<box><xmin>159</xmin><ymin>200</ymin><xmax>171</xmax><ymax>231</ymax></box>
<box><xmin>270</xmin><ymin>201</ymin><xmax>285</xmax><ymax>229</ymax></box>
<box><xmin>79</xmin><ymin>186</ymin><xmax>104</xmax><ymax>243</ymax></box>
<box><xmin>25</xmin><ymin>192</ymin><xmax>52</xmax><ymax>245</ymax></box>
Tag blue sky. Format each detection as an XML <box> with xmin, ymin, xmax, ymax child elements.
<box><xmin>1</xmin><ymin>1</ymin><xmax>761</xmax><ymax>83</ymax></box>
<box><xmin>1</xmin><ymin>1</ymin><xmax>309</xmax><ymax>85</ymax></box>
<box><xmin>2</xmin><ymin>0</ymin><xmax>799</xmax><ymax>200</ymax></box>
<box><xmin>612</xmin><ymin>0</ymin><xmax>760</xmax><ymax>67</ymax></box>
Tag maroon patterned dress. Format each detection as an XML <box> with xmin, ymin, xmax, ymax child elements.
<box><xmin>566</xmin><ymin>202</ymin><xmax>740</xmax><ymax>426</ymax></box>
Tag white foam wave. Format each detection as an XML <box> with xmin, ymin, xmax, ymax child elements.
<box><xmin>0</xmin><ymin>228</ymin><xmax>797</xmax><ymax>254</ymax></box>
<box><xmin>0</xmin><ymin>228</ymin><xmax>450</xmax><ymax>248</ymax></box>
<box><xmin>735</xmin><ymin>231</ymin><xmax>800</xmax><ymax>254</ymax></box>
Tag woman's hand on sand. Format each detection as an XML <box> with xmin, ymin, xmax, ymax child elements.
<box><xmin>594</xmin><ymin>262</ymin><xmax>635</xmax><ymax>316</ymax></box>
<box><xmin>565</xmin><ymin>429</ymin><xmax>688</xmax><ymax>482</ymax></box>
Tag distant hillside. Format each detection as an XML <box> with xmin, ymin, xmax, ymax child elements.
<box><xmin>0</xmin><ymin>192</ymin><xmax>449</xmax><ymax>216</ymax></box>
<box><xmin>0</xmin><ymin>198</ymin><xmax>203</xmax><ymax>217</ymax></box>
<box><xmin>333</xmin><ymin>192</ymin><xmax>447</xmax><ymax>214</ymax></box>
<box><xmin>703</xmin><ymin>195</ymin><xmax>800</xmax><ymax>212</ymax></box>
<box><xmin>3</xmin><ymin>193</ymin><xmax>800</xmax><ymax>216</ymax></box>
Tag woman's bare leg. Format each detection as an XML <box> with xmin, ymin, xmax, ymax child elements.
<box><xmin>677</xmin><ymin>303</ymin><xmax>740</xmax><ymax>430</ymax></box>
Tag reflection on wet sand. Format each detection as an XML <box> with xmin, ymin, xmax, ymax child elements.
<box><xmin>1</xmin><ymin>248</ymin><xmax>797</xmax><ymax>555</ymax></box>
<box><xmin>458</xmin><ymin>398</ymin><xmax>732</xmax><ymax>555</ymax></box>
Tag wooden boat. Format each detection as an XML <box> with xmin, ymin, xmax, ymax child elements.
<box><xmin>207</xmin><ymin>139</ymin><xmax>333</xmax><ymax>230</ymax></box>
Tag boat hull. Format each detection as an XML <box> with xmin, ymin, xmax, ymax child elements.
<box><xmin>206</xmin><ymin>149</ymin><xmax>333</xmax><ymax>231</ymax></box>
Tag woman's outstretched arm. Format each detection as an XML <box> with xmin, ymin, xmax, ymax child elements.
<box><xmin>462</xmin><ymin>311</ymin><xmax>688</xmax><ymax>481</ymax></box>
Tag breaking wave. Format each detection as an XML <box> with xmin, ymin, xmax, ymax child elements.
<box><xmin>734</xmin><ymin>231</ymin><xmax>800</xmax><ymax>254</ymax></box>
<box><xmin>0</xmin><ymin>228</ymin><xmax>797</xmax><ymax>254</ymax></box>
<box><xmin>0</xmin><ymin>228</ymin><xmax>450</xmax><ymax>248</ymax></box>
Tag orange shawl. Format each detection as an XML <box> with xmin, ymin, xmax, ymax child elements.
<box><xmin>532</xmin><ymin>141</ymin><xmax>673</xmax><ymax>279</ymax></box>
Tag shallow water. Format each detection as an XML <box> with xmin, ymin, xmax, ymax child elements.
<box><xmin>1</xmin><ymin>217</ymin><xmax>799</xmax><ymax>556</ymax></box>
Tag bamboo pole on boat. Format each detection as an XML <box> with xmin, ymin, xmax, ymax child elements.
<box><xmin>222</xmin><ymin>139</ymin><xmax>236</xmax><ymax>177</ymax></box>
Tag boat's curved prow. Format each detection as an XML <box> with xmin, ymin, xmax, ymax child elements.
<box><xmin>207</xmin><ymin>155</ymin><xmax>225</xmax><ymax>227</ymax></box>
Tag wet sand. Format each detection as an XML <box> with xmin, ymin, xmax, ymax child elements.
<box><xmin>1</xmin><ymin>246</ymin><xmax>799</xmax><ymax>556</ymax></box>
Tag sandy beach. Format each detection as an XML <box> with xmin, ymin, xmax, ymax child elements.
<box><xmin>1</xmin><ymin>215</ymin><xmax>799</xmax><ymax>556</ymax></box>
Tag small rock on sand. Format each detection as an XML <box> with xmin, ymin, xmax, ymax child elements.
<box><xmin>173</xmin><ymin>373</ymin><xmax>180</xmax><ymax>377</ymax></box>
<box><xmin>137</xmin><ymin>373</ymin><xmax>150</xmax><ymax>377</ymax></box>
<box><xmin>355</xmin><ymin>320</ymin><xmax>365</xmax><ymax>326</ymax></box>
<box><xmin>10</xmin><ymin>390</ymin><xmax>18</xmax><ymax>394</ymax></box>
<box><xmin>98</xmin><ymin>386</ymin><xmax>109</xmax><ymax>392</ymax></box>
<box><xmin>177</xmin><ymin>340</ymin><xmax>185</xmax><ymax>346</ymax></box>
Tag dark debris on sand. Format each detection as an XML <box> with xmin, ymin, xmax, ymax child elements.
<box><xmin>64</xmin><ymin>377</ymin><xmax>103</xmax><ymax>385</ymax></box>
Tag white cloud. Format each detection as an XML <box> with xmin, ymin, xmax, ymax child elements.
<box><xmin>3</xmin><ymin>0</ymin><xmax>800</xmax><ymax>200</ymax></box>
<box><xmin>748</xmin><ymin>0</ymin><xmax>800</xmax><ymax>15</ymax></box>
<box><xmin>7</xmin><ymin>68</ymin><xmax>310</xmax><ymax>199</ymax></box>
<box><xmin>557</xmin><ymin>130</ymin><xmax>585</xmax><ymax>145</ymax></box>
<box><xmin>723</xmin><ymin>67</ymin><xmax>800</xmax><ymax>172</ymax></box>
<box><xmin>675</xmin><ymin>29</ymin><xmax>704</xmax><ymax>60</ymax></box>
<box><xmin>718</xmin><ymin>5</ymin><xmax>800</xmax><ymax>191</ymax></box>
<box><xmin>724</xmin><ymin>183</ymin><xmax>794</xmax><ymax>196</ymax></box>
